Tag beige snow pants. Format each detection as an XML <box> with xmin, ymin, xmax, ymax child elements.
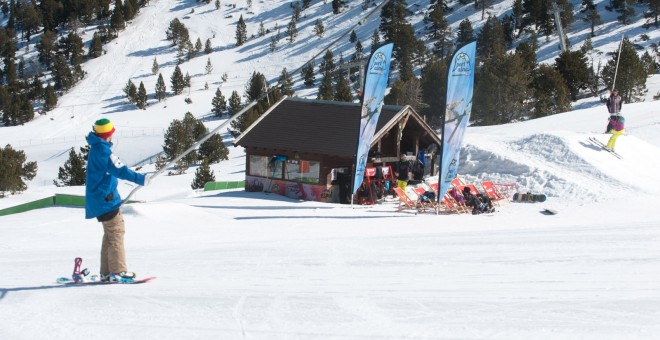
<box><xmin>100</xmin><ymin>210</ymin><xmax>127</xmax><ymax>276</ymax></box>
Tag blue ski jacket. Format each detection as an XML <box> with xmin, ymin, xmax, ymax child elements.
<box><xmin>85</xmin><ymin>132</ymin><xmax>145</xmax><ymax>219</ymax></box>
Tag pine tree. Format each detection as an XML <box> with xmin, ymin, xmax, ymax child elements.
<box><xmin>110</xmin><ymin>0</ymin><xmax>125</xmax><ymax>31</ymax></box>
<box><xmin>173</xmin><ymin>158</ymin><xmax>188</xmax><ymax>175</ymax></box>
<box><xmin>286</xmin><ymin>17</ymin><xmax>298</xmax><ymax>43</ymax></box>
<box><xmin>235</xmin><ymin>15</ymin><xmax>247</xmax><ymax>46</ymax></box>
<box><xmin>205</xmin><ymin>58</ymin><xmax>213</xmax><ymax>74</ymax></box>
<box><xmin>476</xmin><ymin>15</ymin><xmax>507</xmax><ymax>61</ymax></box>
<box><xmin>456</xmin><ymin>18</ymin><xmax>475</xmax><ymax>49</ymax></box>
<box><xmin>314</xmin><ymin>19</ymin><xmax>325</xmax><ymax>38</ymax></box>
<box><xmin>152</xmin><ymin>57</ymin><xmax>159</xmax><ymax>75</ymax></box>
<box><xmin>645</xmin><ymin>0</ymin><xmax>660</xmax><ymax>28</ymax></box>
<box><xmin>228</xmin><ymin>90</ymin><xmax>241</xmax><ymax>115</ymax></box>
<box><xmin>54</xmin><ymin>148</ymin><xmax>86</xmax><ymax>187</ymax></box>
<box><xmin>384</xmin><ymin>78</ymin><xmax>425</xmax><ymax>113</ymax></box>
<box><xmin>580</xmin><ymin>0</ymin><xmax>602</xmax><ymax>37</ymax></box>
<box><xmin>44</xmin><ymin>84</ymin><xmax>57</xmax><ymax>111</ymax></box>
<box><xmin>204</xmin><ymin>38</ymin><xmax>212</xmax><ymax>54</ymax></box>
<box><xmin>166</xmin><ymin>18</ymin><xmax>189</xmax><ymax>46</ymax></box>
<box><xmin>228</xmin><ymin>105</ymin><xmax>260</xmax><ymax>137</ymax></box>
<box><xmin>334</xmin><ymin>76</ymin><xmax>352</xmax><ymax>102</ymax></box>
<box><xmin>420</xmin><ymin>57</ymin><xmax>448</xmax><ymax>125</ymax></box>
<box><xmin>16</xmin><ymin>95</ymin><xmax>34</xmax><ymax>125</ymax></box>
<box><xmin>245</xmin><ymin>71</ymin><xmax>266</xmax><ymax>102</ymax></box>
<box><xmin>331</xmin><ymin>0</ymin><xmax>346</xmax><ymax>14</ymax></box>
<box><xmin>473</xmin><ymin>52</ymin><xmax>532</xmax><ymax>125</ymax></box>
<box><xmin>512</xmin><ymin>0</ymin><xmax>524</xmax><ymax>34</ymax></box>
<box><xmin>530</xmin><ymin>64</ymin><xmax>572</xmax><ymax>118</ymax></box>
<box><xmin>426</xmin><ymin>0</ymin><xmax>452</xmax><ymax>58</ymax></box>
<box><xmin>215</xmin><ymin>0</ymin><xmax>221</xmax><ymax>10</ymax></box>
<box><xmin>317</xmin><ymin>72</ymin><xmax>334</xmax><ymax>100</ymax></box>
<box><xmin>211</xmin><ymin>87</ymin><xmax>226</xmax><ymax>116</ymax></box>
<box><xmin>36</xmin><ymin>30</ymin><xmax>57</xmax><ymax>69</ymax></box>
<box><xmin>278</xmin><ymin>68</ymin><xmax>294</xmax><ymax>96</ymax></box>
<box><xmin>302</xmin><ymin>62</ymin><xmax>315</xmax><ymax>87</ymax></box>
<box><xmin>155</xmin><ymin>154</ymin><xmax>167</xmax><ymax>171</ymax></box>
<box><xmin>191</xmin><ymin>159</ymin><xmax>215</xmax><ymax>189</ymax></box>
<box><xmin>349</xmin><ymin>30</ymin><xmax>357</xmax><ymax>43</ymax></box>
<box><xmin>0</xmin><ymin>144</ymin><xmax>37</xmax><ymax>196</ymax></box>
<box><xmin>515</xmin><ymin>42</ymin><xmax>538</xmax><ymax>73</ymax></box>
<box><xmin>258</xmin><ymin>21</ymin><xmax>266</xmax><ymax>36</ymax></box>
<box><xmin>554</xmin><ymin>50</ymin><xmax>591</xmax><ymax>100</ymax></box>
<box><xmin>641</xmin><ymin>51</ymin><xmax>658</xmax><ymax>76</ymax></box>
<box><xmin>155</xmin><ymin>73</ymin><xmax>167</xmax><ymax>101</ymax></box>
<box><xmin>371</xmin><ymin>29</ymin><xmax>380</xmax><ymax>54</ymax></box>
<box><xmin>52</xmin><ymin>55</ymin><xmax>74</xmax><ymax>91</ymax></box>
<box><xmin>269</xmin><ymin>34</ymin><xmax>278</xmax><ymax>52</ymax></box>
<box><xmin>601</xmin><ymin>38</ymin><xmax>647</xmax><ymax>102</ymax></box>
<box><xmin>354</xmin><ymin>40</ymin><xmax>364</xmax><ymax>60</ymax></box>
<box><xmin>292</xmin><ymin>1</ymin><xmax>301</xmax><ymax>21</ymax></box>
<box><xmin>611</xmin><ymin>0</ymin><xmax>635</xmax><ymax>25</ymax></box>
<box><xmin>136</xmin><ymin>81</ymin><xmax>148</xmax><ymax>109</ymax></box>
<box><xmin>319</xmin><ymin>50</ymin><xmax>335</xmax><ymax>74</ymax></box>
<box><xmin>123</xmin><ymin>79</ymin><xmax>137</xmax><ymax>103</ymax></box>
<box><xmin>170</xmin><ymin>66</ymin><xmax>185</xmax><ymax>95</ymax></box>
<box><xmin>184</xmin><ymin>72</ymin><xmax>192</xmax><ymax>90</ymax></box>
<box><xmin>89</xmin><ymin>32</ymin><xmax>103</xmax><ymax>58</ymax></box>
<box><xmin>193</xmin><ymin>38</ymin><xmax>202</xmax><ymax>53</ymax></box>
<box><xmin>199</xmin><ymin>133</ymin><xmax>229</xmax><ymax>164</ymax></box>
<box><xmin>162</xmin><ymin>113</ymin><xmax>199</xmax><ymax>166</ymax></box>
<box><xmin>30</xmin><ymin>76</ymin><xmax>44</xmax><ymax>101</ymax></box>
<box><xmin>123</xmin><ymin>0</ymin><xmax>136</xmax><ymax>21</ymax></box>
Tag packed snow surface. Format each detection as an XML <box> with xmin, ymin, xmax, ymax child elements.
<box><xmin>1</xmin><ymin>0</ymin><xmax>660</xmax><ymax>339</ymax></box>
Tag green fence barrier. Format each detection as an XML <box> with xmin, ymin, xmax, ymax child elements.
<box><xmin>203</xmin><ymin>181</ymin><xmax>245</xmax><ymax>191</ymax></box>
<box><xmin>54</xmin><ymin>194</ymin><xmax>86</xmax><ymax>207</ymax></box>
<box><xmin>0</xmin><ymin>196</ymin><xmax>55</xmax><ymax>216</ymax></box>
<box><xmin>0</xmin><ymin>194</ymin><xmax>86</xmax><ymax>217</ymax></box>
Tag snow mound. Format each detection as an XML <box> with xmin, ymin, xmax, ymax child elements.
<box><xmin>459</xmin><ymin>132</ymin><xmax>660</xmax><ymax>204</ymax></box>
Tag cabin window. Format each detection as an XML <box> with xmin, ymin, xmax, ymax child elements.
<box><xmin>248</xmin><ymin>155</ymin><xmax>271</xmax><ymax>177</ymax></box>
<box><xmin>285</xmin><ymin>159</ymin><xmax>320</xmax><ymax>184</ymax></box>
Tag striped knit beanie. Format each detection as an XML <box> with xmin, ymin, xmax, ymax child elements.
<box><xmin>93</xmin><ymin>119</ymin><xmax>115</xmax><ymax>140</ymax></box>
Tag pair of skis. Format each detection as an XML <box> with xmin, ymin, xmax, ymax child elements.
<box><xmin>589</xmin><ymin>137</ymin><xmax>622</xmax><ymax>159</ymax></box>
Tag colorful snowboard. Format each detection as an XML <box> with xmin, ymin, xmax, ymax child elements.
<box><xmin>512</xmin><ymin>192</ymin><xmax>547</xmax><ymax>203</ymax></box>
<box><xmin>57</xmin><ymin>257</ymin><xmax>155</xmax><ymax>285</ymax></box>
<box><xmin>56</xmin><ymin>276</ymin><xmax>156</xmax><ymax>285</ymax></box>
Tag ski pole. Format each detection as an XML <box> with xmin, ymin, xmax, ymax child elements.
<box><xmin>121</xmin><ymin>98</ymin><xmax>267</xmax><ymax>204</ymax></box>
<box><xmin>612</xmin><ymin>34</ymin><xmax>624</xmax><ymax>91</ymax></box>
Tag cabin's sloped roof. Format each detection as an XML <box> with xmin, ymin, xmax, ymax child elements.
<box><xmin>234</xmin><ymin>97</ymin><xmax>436</xmax><ymax>157</ymax></box>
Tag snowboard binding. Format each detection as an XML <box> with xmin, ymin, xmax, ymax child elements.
<box><xmin>72</xmin><ymin>257</ymin><xmax>90</xmax><ymax>283</ymax></box>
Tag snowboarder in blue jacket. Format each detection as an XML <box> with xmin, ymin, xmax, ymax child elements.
<box><xmin>85</xmin><ymin>119</ymin><xmax>151</xmax><ymax>281</ymax></box>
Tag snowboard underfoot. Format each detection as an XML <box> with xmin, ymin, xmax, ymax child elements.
<box><xmin>56</xmin><ymin>276</ymin><xmax>156</xmax><ymax>285</ymax></box>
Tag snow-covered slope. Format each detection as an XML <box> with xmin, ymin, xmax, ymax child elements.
<box><xmin>1</xmin><ymin>1</ymin><xmax>660</xmax><ymax>338</ymax></box>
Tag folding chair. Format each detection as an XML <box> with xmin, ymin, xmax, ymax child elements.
<box><xmin>393</xmin><ymin>187</ymin><xmax>420</xmax><ymax>212</ymax></box>
<box><xmin>480</xmin><ymin>180</ymin><xmax>507</xmax><ymax>206</ymax></box>
<box><xmin>457</xmin><ymin>184</ymin><xmax>479</xmax><ymax>196</ymax></box>
<box><xmin>440</xmin><ymin>194</ymin><xmax>470</xmax><ymax>214</ymax></box>
<box><xmin>450</xmin><ymin>177</ymin><xmax>465</xmax><ymax>188</ymax></box>
<box><xmin>413</xmin><ymin>187</ymin><xmax>439</xmax><ymax>214</ymax></box>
